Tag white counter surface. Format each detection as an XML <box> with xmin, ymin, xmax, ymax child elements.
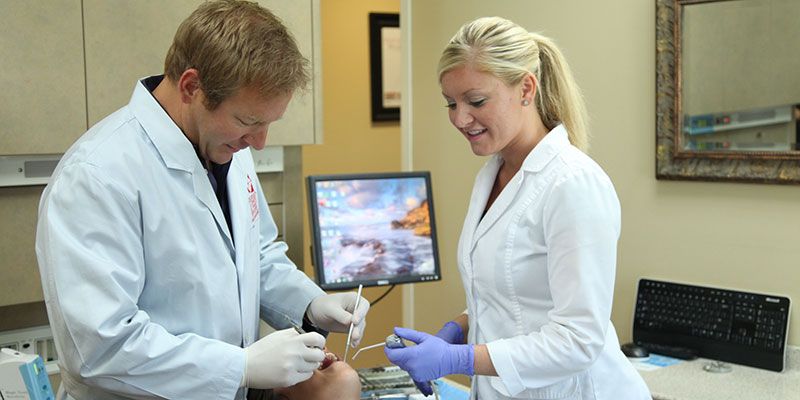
<box><xmin>638</xmin><ymin>346</ymin><xmax>800</xmax><ymax>400</ymax></box>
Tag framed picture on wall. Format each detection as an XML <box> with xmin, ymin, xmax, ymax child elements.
<box><xmin>369</xmin><ymin>13</ymin><xmax>400</xmax><ymax>122</ymax></box>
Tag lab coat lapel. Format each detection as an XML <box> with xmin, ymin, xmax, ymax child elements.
<box><xmin>469</xmin><ymin>125</ymin><xmax>570</xmax><ymax>249</ymax></box>
<box><xmin>471</xmin><ymin>167</ymin><xmax>523</xmax><ymax>248</ymax></box>
<box><xmin>191</xmin><ymin>169</ymin><xmax>235</xmax><ymax>255</ymax></box>
<box><xmin>226</xmin><ymin>155</ymin><xmax>261</xmax><ymax>342</ymax></box>
<box><xmin>462</xmin><ymin>156</ymin><xmax>501</xmax><ymax>252</ymax></box>
<box><xmin>226</xmin><ymin>160</ymin><xmax>254</xmax><ymax>279</ymax></box>
<box><xmin>128</xmin><ymin>77</ymin><xmax>235</xmax><ymax>256</ymax></box>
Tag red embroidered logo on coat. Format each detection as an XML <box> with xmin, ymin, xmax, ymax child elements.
<box><xmin>247</xmin><ymin>175</ymin><xmax>259</xmax><ymax>222</ymax></box>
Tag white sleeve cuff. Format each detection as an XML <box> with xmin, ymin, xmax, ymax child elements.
<box><xmin>486</xmin><ymin>339</ymin><xmax>526</xmax><ymax>396</ymax></box>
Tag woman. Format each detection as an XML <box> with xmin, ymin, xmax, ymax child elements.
<box><xmin>385</xmin><ymin>16</ymin><xmax>651</xmax><ymax>399</ymax></box>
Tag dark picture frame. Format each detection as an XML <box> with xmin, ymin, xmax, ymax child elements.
<box><xmin>369</xmin><ymin>13</ymin><xmax>400</xmax><ymax>122</ymax></box>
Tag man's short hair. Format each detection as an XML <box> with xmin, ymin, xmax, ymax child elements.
<box><xmin>164</xmin><ymin>0</ymin><xmax>310</xmax><ymax>109</ymax></box>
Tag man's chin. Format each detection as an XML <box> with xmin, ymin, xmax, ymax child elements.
<box><xmin>210</xmin><ymin>150</ymin><xmax>235</xmax><ymax>164</ymax></box>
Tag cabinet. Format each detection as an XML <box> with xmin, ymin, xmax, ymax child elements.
<box><xmin>0</xmin><ymin>1</ymin><xmax>86</xmax><ymax>155</ymax></box>
<box><xmin>0</xmin><ymin>0</ymin><xmax>321</xmax><ymax>156</ymax></box>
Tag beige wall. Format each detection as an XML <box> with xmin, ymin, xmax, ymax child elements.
<box><xmin>408</xmin><ymin>0</ymin><xmax>800</xmax><ymax>349</ymax></box>
<box><xmin>301</xmin><ymin>0</ymin><xmax>402</xmax><ymax>369</ymax></box>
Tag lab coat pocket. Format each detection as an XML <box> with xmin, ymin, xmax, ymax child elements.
<box><xmin>490</xmin><ymin>374</ymin><xmax>583</xmax><ymax>399</ymax></box>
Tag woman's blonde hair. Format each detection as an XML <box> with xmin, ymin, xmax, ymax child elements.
<box><xmin>164</xmin><ymin>0</ymin><xmax>309</xmax><ymax>110</ymax></box>
<box><xmin>438</xmin><ymin>17</ymin><xmax>589</xmax><ymax>151</ymax></box>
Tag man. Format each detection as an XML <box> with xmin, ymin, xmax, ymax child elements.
<box><xmin>35</xmin><ymin>1</ymin><xmax>368</xmax><ymax>399</ymax></box>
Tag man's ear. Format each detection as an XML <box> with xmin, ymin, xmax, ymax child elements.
<box><xmin>520</xmin><ymin>73</ymin><xmax>537</xmax><ymax>105</ymax></box>
<box><xmin>177</xmin><ymin>69</ymin><xmax>202</xmax><ymax>104</ymax></box>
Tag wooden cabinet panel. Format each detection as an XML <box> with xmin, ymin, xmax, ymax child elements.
<box><xmin>0</xmin><ymin>1</ymin><xmax>86</xmax><ymax>155</ymax></box>
<box><xmin>1</xmin><ymin>1</ymin><xmax>320</xmax><ymax>155</ymax></box>
<box><xmin>257</xmin><ymin>0</ymin><xmax>321</xmax><ymax>146</ymax></box>
<box><xmin>82</xmin><ymin>0</ymin><xmax>202</xmax><ymax>126</ymax></box>
<box><xmin>83</xmin><ymin>0</ymin><xmax>320</xmax><ymax>145</ymax></box>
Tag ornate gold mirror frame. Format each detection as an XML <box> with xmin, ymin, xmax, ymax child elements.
<box><xmin>655</xmin><ymin>0</ymin><xmax>800</xmax><ymax>184</ymax></box>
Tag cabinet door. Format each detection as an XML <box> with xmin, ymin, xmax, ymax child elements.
<box><xmin>0</xmin><ymin>1</ymin><xmax>86</xmax><ymax>155</ymax></box>
<box><xmin>82</xmin><ymin>0</ymin><xmax>202</xmax><ymax>126</ymax></box>
<box><xmin>83</xmin><ymin>0</ymin><xmax>320</xmax><ymax>145</ymax></box>
<box><xmin>256</xmin><ymin>0</ymin><xmax>321</xmax><ymax>146</ymax></box>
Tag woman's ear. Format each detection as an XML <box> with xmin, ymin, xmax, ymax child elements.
<box><xmin>177</xmin><ymin>68</ymin><xmax>202</xmax><ymax>104</ymax></box>
<box><xmin>520</xmin><ymin>73</ymin><xmax>537</xmax><ymax>105</ymax></box>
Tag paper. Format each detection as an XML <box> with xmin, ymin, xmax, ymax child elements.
<box><xmin>630</xmin><ymin>354</ymin><xmax>683</xmax><ymax>371</ymax></box>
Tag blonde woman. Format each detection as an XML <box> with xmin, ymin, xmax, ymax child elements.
<box><xmin>385</xmin><ymin>17</ymin><xmax>650</xmax><ymax>399</ymax></box>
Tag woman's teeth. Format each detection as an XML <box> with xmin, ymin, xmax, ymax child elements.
<box><xmin>467</xmin><ymin>129</ymin><xmax>486</xmax><ymax>136</ymax></box>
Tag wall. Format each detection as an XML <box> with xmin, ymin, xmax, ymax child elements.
<box><xmin>300</xmin><ymin>0</ymin><xmax>402</xmax><ymax>369</ymax></box>
<box><xmin>407</xmin><ymin>0</ymin><xmax>800</xmax><ymax>352</ymax></box>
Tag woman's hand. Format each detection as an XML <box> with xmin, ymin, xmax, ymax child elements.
<box><xmin>384</xmin><ymin>327</ymin><xmax>474</xmax><ymax>382</ymax></box>
<box><xmin>434</xmin><ymin>321</ymin><xmax>465</xmax><ymax>344</ymax></box>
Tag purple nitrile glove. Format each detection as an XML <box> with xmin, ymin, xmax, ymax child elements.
<box><xmin>414</xmin><ymin>380</ymin><xmax>433</xmax><ymax>396</ymax></box>
<box><xmin>435</xmin><ymin>321</ymin><xmax>464</xmax><ymax>344</ymax></box>
<box><xmin>384</xmin><ymin>327</ymin><xmax>474</xmax><ymax>383</ymax></box>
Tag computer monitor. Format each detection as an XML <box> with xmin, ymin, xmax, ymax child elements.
<box><xmin>306</xmin><ymin>171</ymin><xmax>441</xmax><ymax>290</ymax></box>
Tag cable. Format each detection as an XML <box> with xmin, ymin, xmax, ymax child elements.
<box><xmin>369</xmin><ymin>284</ymin><xmax>395</xmax><ymax>307</ymax></box>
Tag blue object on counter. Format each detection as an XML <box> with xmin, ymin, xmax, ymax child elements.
<box><xmin>434</xmin><ymin>379</ymin><xmax>470</xmax><ymax>400</ymax></box>
<box><xmin>646</xmin><ymin>354</ymin><xmax>683</xmax><ymax>368</ymax></box>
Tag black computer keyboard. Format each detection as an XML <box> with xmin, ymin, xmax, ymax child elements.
<box><xmin>633</xmin><ymin>279</ymin><xmax>790</xmax><ymax>371</ymax></box>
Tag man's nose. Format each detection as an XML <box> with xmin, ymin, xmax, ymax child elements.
<box><xmin>244</xmin><ymin>127</ymin><xmax>268</xmax><ymax>150</ymax></box>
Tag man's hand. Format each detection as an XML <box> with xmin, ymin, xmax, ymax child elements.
<box><xmin>243</xmin><ymin>328</ymin><xmax>326</xmax><ymax>389</ymax></box>
<box><xmin>306</xmin><ymin>293</ymin><xmax>370</xmax><ymax>347</ymax></box>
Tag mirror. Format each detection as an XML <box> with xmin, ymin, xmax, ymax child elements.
<box><xmin>656</xmin><ymin>0</ymin><xmax>800</xmax><ymax>184</ymax></box>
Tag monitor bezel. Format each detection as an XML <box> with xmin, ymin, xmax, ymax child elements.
<box><xmin>306</xmin><ymin>171</ymin><xmax>442</xmax><ymax>290</ymax></box>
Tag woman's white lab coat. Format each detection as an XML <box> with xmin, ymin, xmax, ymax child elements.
<box><xmin>458</xmin><ymin>125</ymin><xmax>650</xmax><ymax>399</ymax></box>
<box><xmin>35</xmin><ymin>77</ymin><xmax>324</xmax><ymax>399</ymax></box>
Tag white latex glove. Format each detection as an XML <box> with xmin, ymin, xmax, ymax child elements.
<box><xmin>242</xmin><ymin>328</ymin><xmax>326</xmax><ymax>389</ymax></box>
<box><xmin>306</xmin><ymin>293</ymin><xmax>370</xmax><ymax>347</ymax></box>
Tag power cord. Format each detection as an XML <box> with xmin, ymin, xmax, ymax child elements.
<box><xmin>369</xmin><ymin>285</ymin><xmax>395</xmax><ymax>307</ymax></box>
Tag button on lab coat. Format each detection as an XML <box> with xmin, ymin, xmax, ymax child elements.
<box><xmin>35</xmin><ymin>77</ymin><xmax>324</xmax><ymax>399</ymax></box>
<box><xmin>457</xmin><ymin>126</ymin><xmax>650</xmax><ymax>399</ymax></box>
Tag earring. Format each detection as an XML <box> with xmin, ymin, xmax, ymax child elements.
<box><xmin>522</xmin><ymin>99</ymin><xmax>530</xmax><ymax>106</ymax></box>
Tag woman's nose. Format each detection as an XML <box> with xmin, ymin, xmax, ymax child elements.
<box><xmin>452</xmin><ymin>107</ymin><xmax>474</xmax><ymax>128</ymax></box>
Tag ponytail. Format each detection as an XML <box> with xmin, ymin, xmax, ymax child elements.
<box><xmin>530</xmin><ymin>33</ymin><xmax>589</xmax><ymax>152</ymax></box>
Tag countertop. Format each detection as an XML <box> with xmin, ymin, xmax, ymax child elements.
<box><xmin>638</xmin><ymin>346</ymin><xmax>800</xmax><ymax>400</ymax></box>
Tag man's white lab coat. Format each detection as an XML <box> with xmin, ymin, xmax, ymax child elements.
<box><xmin>36</xmin><ymin>76</ymin><xmax>324</xmax><ymax>399</ymax></box>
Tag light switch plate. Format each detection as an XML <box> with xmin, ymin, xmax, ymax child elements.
<box><xmin>251</xmin><ymin>146</ymin><xmax>283</xmax><ymax>173</ymax></box>
<box><xmin>0</xmin><ymin>155</ymin><xmax>62</xmax><ymax>187</ymax></box>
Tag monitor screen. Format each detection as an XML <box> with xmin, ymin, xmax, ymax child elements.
<box><xmin>306</xmin><ymin>171</ymin><xmax>441</xmax><ymax>290</ymax></box>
